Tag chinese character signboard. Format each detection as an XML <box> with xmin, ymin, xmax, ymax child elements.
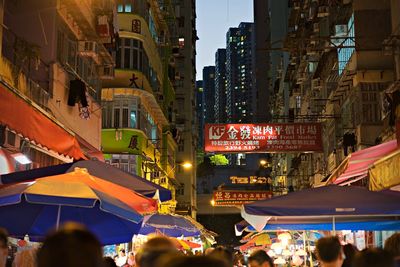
<box><xmin>230</xmin><ymin>176</ymin><xmax>269</xmax><ymax>184</ymax></box>
<box><xmin>212</xmin><ymin>190</ymin><xmax>272</xmax><ymax>206</ymax></box>
<box><xmin>205</xmin><ymin>123</ymin><xmax>323</xmax><ymax>152</ymax></box>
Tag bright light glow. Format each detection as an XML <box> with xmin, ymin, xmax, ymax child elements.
<box><xmin>181</xmin><ymin>162</ymin><xmax>193</xmax><ymax>169</ymax></box>
<box><xmin>282</xmin><ymin>249</ymin><xmax>292</xmax><ymax>256</ymax></box>
<box><xmin>210</xmin><ymin>199</ymin><xmax>215</xmax><ymax>206</ymax></box>
<box><xmin>271</xmin><ymin>242</ymin><xmax>283</xmax><ymax>250</ymax></box>
<box><xmin>12</xmin><ymin>153</ymin><xmax>32</xmax><ymax>165</ymax></box>
<box><xmin>274</xmin><ymin>257</ymin><xmax>286</xmax><ymax>265</ymax></box>
<box><xmin>267</xmin><ymin>250</ymin><xmax>276</xmax><ymax>257</ymax></box>
<box><xmin>278</xmin><ymin>232</ymin><xmax>292</xmax><ymax>241</ymax></box>
<box><xmin>259</xmin><ymin>159</ymin><xmax>267</xmax><ymax>166</ymax></box>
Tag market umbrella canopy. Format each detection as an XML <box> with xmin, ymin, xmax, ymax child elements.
<box><xmin>242</xmin><ymin>185</ymin><xmax>400</xmax><ymax>231</ymax></box>
<box><xmin>139</xmin><ymin>214</ymin><xmax>201</xmax><ymax>237</ymax></box>
<box><xmin>235</xmin><ymin>218</ymin><xmax>400</xmax><ymax>233</ymax></box>
<box><xmin>0</xmin><ymin>159</ymin><xmax>172</xmax><ymax>201</ymax></box>
<box><xmin>0</xmin><ymin>168</ymin><xmax>158</xmax><ymax>245</ymax></box>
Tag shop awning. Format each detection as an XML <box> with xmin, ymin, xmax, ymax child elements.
<box><xmin>369</xmin><ymin>149</ymin><xmax>400</xmax><ymax>191</ymax></box>
<box><xmin>333</xmin><ymin>140</ymin><xmax>398</xmax><ymax>185</ymax></box>
<box><xmin>75</xmin><ymin>135</ymin><xmax>104</xmax><ymax>161</ymax></box>
<box><xmin>0</xmin><ymin>85</ymin><xmax>85</xmax><ymax>160</ymax></box>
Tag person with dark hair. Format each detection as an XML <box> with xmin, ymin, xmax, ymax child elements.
<box><xmin>36</xmin><ymin>222</ymin><xmax>103</xmax><ymax>267</ymax></box>
<box><xmin>157</xmin><ymin>254</ymin><xmax>229</xmax><ymax>267</ymax></box>
<box><xmin>208</xmin><ymin>246</ymin><xmax>233</xmax><ymax>266</ymax></box>
<box><xmin>353</xmin><ymin>248</ymin><xmax>395</xmax><ymax>267</ymax></box>
<box><xmin>342</xmin><ymin>244</ymin><xmax>358</xmax><ymax>267</ymax></box>
<box><xmin>316</xmin><ymin>236</ymin><xmax>344</xmax><ymax>267</ymax></box>
<box><xmin>385</xmin><ymin>233</ymin><xmax>400</xmax><ymax>267</ymax></box>
<box><xmin>234</xmin><ymin>252</ymin><xmax>245</xmax><ymax>267</ymax></box>
<box><xmin>135</xmin><ymin>236</ymin><xmax>177</xmax><ymax>267</ymax></box>
<box><xmin>104</xmin><ymin>257</ymin><xmax>118</xmax><ymax>267</ymax></box>
<box><xmin>0</xmin><ymin>228</ymin><xmax>11</xmax><ymax>267</ymax></box>
<box><xmin>247</xmin><ymin>249</ymin><xmax>273</xmax><ymax>267</ymax></box>
<box><xmin>116</xmin><ymin>249</ymin><xmax>128</xmax><ymax>267</ymax></box>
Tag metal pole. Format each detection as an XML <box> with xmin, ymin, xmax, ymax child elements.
<box><xmin>56</xmin><ymin>205</ymin><xmax>61</xmax><ymax>230</ymax></box>
<box><xmin>332</xmin><ymin>216</ymin><xmax>336</xmax><ymax>235</ymax></box>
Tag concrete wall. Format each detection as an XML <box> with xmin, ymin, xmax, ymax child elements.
<box><xmin>50</xmin><ymin>63</ymin><xmax>102</xmax><ymax>149</ymax></box>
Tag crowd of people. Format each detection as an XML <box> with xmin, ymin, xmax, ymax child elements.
<box><xmin>1</xmin><ymin>223</ymin><xmax>400</xmax><ymax>267</ymax></box>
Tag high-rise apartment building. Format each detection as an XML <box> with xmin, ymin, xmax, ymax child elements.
<box><xmin>174</xmin><ymin>0</ymin><xmax>198</xmax><ymax>218</ymax></box>
<box><xmin>196</xmin><ymin>80</ymin><xmax>204</xmax><ymax>149</ymax></box>
<box><xmin>254</xmin><ymin>0</ymin><xmax>271</xmax><ymax>123</ymax></box>
<box><xmin>202</xmin><ymin>66</ymin><xmax>216</xmax><ymax>124</ymax></box>
<box><xmin>101</xmin><ymin>0</ymin><xmax>179</xmax><ymax>213</ymax></box>
<box><xmin>226</xmin><ymin>23</ymin><xmax>256</xmax><ymax>123</ymax></box>
<box><xmin>215</xmin><ymin>49</ymin><xmax>227</xmax><ymax>123</ymax></box>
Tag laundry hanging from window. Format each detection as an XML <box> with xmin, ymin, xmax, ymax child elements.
<box><xmin>68</xmin><ymin>78</ymin><xmax>89</xmax><ymax>107</ymax></box>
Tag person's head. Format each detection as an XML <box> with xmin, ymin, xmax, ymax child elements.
<box><xmin>248</xmin><ymin>249</ymin><xmax>273</xmax><ymax>267</ymax></box>
<box><xmin>128</xmin><ymin>252</ymin><xmax>134</xmax><ymax>260</ymax></box>
<box><xmin>316</xmin><ymin>236</ymin><xmax>344</xmax><ymax>266</ymax></box>
<box><xmin>207</xmin><ymin>246</ymin><xmax>233</xmax><ymax>266</ymax></box>
<box><xmin>157</xmin><ymin>254</ymin><xmax>229</xmax><ymax>267</ymax></box>
<box><xmin>385</xmin><ymin>233</ymin><xmax>400</xmax><ymax>259</ymax></box>
<box><xmin>136</xmin><ymin>236</ymin><xmax>177</xmax><ymax>267</ymax></box>
<box><xmin>342</xmin><ymin>244</ymin><xmax>358</xmax><ymax>267</ymax></box>
<box><xmin>204</xmin><ymin>247</ymin><xmax>215</xmax><ymax>256</ymax></box>
<box><xmin>234</xmin><ymin>252</ymin><xmax>245</xmax><ymax>266</ymax></box>
<box><xmin>353</xmin><ymin>248</ymin><xmax>395</xmax><ymax>267</ymax></box>
<box><xmin>104</xmin><ymin>257</ymin><xmax>118</xmax><ymax>267</ymax></box>
<box><xmin>37</xmin><ymin>222</ymin><xmax>103</xmax><ymax>267</ymax></box>
<box><xmin>118</xmin><ymin>249</ymin><xmax>126</xmax><ymax>257</ymax></box>
<box><xmin>0</xmin><ymin>228</ymin><xmax>8</xmax><ymax>265</ymax></box>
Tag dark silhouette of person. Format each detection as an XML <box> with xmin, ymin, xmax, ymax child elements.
<box><xmin>37</xmin><ymin>222</ymin><xmax>103</xmax><ymax>267</ymax></box>
<box><xmin>353</xmin><ymin>248</ymin><xmax>395</xmax><ymax>267</ymax></box>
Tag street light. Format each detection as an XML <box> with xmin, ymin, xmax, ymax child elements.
<box><xmin>210</xmin><ymin>199</ymin><xmax>215</xmax><ymax>206</ymax></box>
<box><xmin>259</xmin><ymin>159</ymin><xmax>267</xmax><ymax>166</ymax></box>
<box><xmin>181</xmin><ymin>161</ymin><xmax>193</xmax><ymax>169</ymax></box>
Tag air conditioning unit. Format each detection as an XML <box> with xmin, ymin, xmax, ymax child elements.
<box><xmin>78</xmin><ymin>41</ymin><xmax>99</xmax><ymax>62</ymax></box>
<box><xmin>110</xmin><ymin>163</ymin><xmax>119</xmax><ymax>168</ymax></box>
<box><xmin>312</xmin><ymin>78</ymin><xmax>322</xmax><ymax>90</ymax></box>
<box><xmin>313</xmin><ymin>23</ymin><xmax>319</xmax><ymax>33</ymax></box>
<box><xmin>335</xmin><ymin>24</ymin><xmax>348</xmax><ymax>37</ymax></box>
<box><xmin>317</xmin><ymin>6</ymin><xmax>329</xmax><ymax>17</ymax></box>
<box><xmin>169</xmin><ymin>57</ymin><xmax>176</xmax><ymax>66</ymax></box>
<box><xmin>2</xmin><ymin>130</ymin><xmax>21</xmax><ymax>149</ymax></box>
<box><xmin>98</xmin><ymin>65</ymin><xmax>114</xmax><ymax>79</ymax></box>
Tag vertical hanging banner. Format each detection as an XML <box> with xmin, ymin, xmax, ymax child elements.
<box><xmin>205</xmin><ymin>123</ymin><xmax>323</xmax><ymax>153</ymax></box>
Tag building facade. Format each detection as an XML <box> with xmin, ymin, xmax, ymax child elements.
<box><xmin>101</xmin><ymin>0</ymin><xmax>179</xmax><ymax>213</ymax></box>
<box><xmin>269</xmin><ymin>0</ymin><xmax>397</xmax><ymax>191</ymax></box>
<box><xmin>0</xmin><ymin>0</ymin><xmax>110</xmax><ymax>173</ymax></box>
<box><xmin>202</xmin><ymin>66</ymin><xmax>216</xmax><ymax>124</ymax></box>
<box><xmin>226</xmin><ymin>23</ymin><xmax>256</xmax><ymax>124</ymax></box>
<box><xmin>215</xmin><ymin>49</ymin><xmax>227</xmax><ymax>123</ymax></box>
<box><xmin>173</xmin><ymin>0</ymin><xmax>198</xmax><ymax>218</ymax></box>
<box><xmin>195</xmin><ymin>80</ymin><xmax>204</xmax><ymax>149</ymax></box>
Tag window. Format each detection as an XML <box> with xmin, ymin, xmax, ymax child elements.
<box><xmin>113</xmin><ymin>109</ymin><xmax>120</xmax><ymax>128</ymax></box>
<box><xmin>117</xmin><ymin>4</ymin><xmax>123</xmax><ymax>12</ymax></box>
<box><xmin>296</xmin><ymin>95</ymin><xmax>302</xmax><ymax>109</ymax></box>
<box><xmin>178</xmin><ymin>38</ymin><xmax>185</xmax><ymax>48</ymax></box>
<box><xmin>108</xmin><ymin>154</ymin><xmax>138</xmax><ymax>175</ymax></box>
<box><xmin>124</xmin><ymin>4</ymin><xmax>132</xmax><ymax>13</ymax></box>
